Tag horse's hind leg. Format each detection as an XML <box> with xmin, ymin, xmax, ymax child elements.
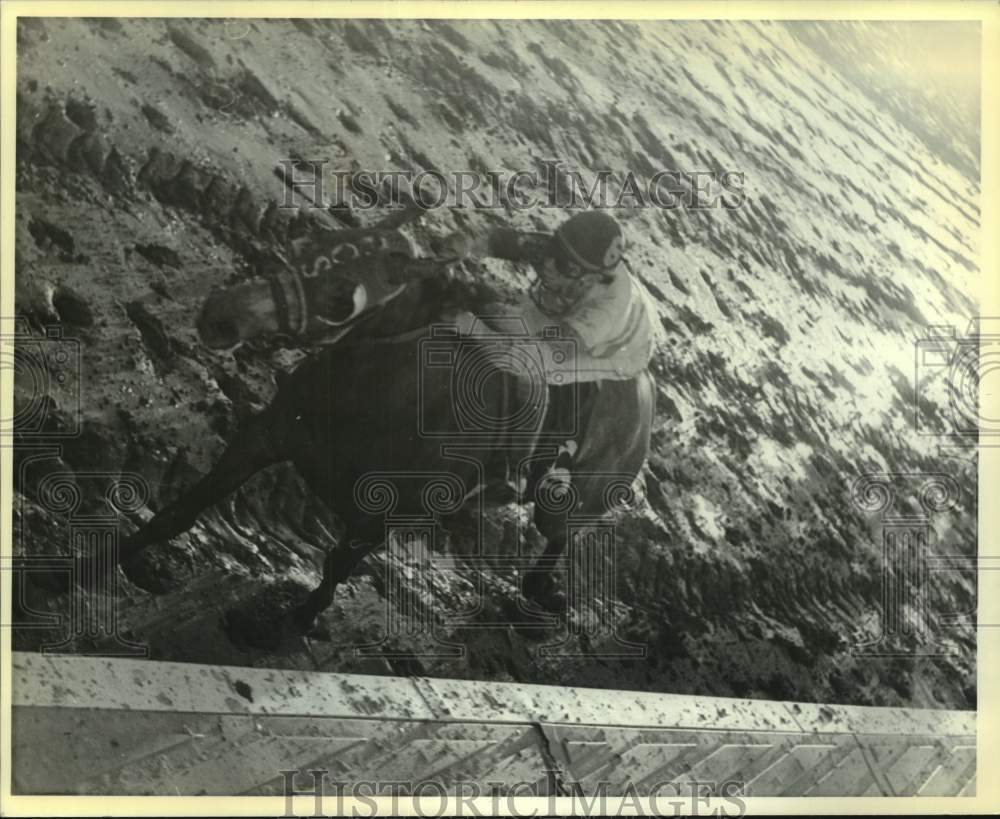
<box><xmin>524</xmin><ymin>374</ymin><xmax>654</xmax><ymax>612</ymax></box>
<box><xmin>291</xmin><ymin>515</ymin><xmax>384</xmax><ymax>634</ymax></box>
<box><xmin>524</xmin><ymin>496</ymin><xmax>571</xmax><ymax>611</ymax></box>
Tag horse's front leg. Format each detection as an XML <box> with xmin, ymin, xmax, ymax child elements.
<box><xmin>291</xmin><ymin>516</ymin><xmax>384</xmax><ymax>634</ymax></box>
<box><xmin>32</xmin><ymin>411</ymin><xmax>282</xmax><ymax>594</ymax></box>
<box><xmin>522</xmin><ymin>536</ymin><xmax>569</xmax><ymax>612</ymax></box>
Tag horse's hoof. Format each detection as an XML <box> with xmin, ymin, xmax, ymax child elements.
<box><xmin>27</xmin><ymin>568</ymin><xmax>73</xmax><ymax>595</ymax></box>
<box><xmin>531</xmin><ymin>589</ymin><xmax>568</xmax><ymax>614</ymax></box>
<box><xmin>522</xmin><ymin>571</ymin><xmax>568</xmax><ymax>614</ymax></box>
<box><xmin>521</xmin><ymin>569</ymin><xmax>549</xmax><ymax>598</ymax></box>
<box><xmin>290</xmin><ymin>603</ymin><xmax>318</xmax><ymax>636</ymax></box>
<box><xmin>304</xmin><ymin>621</ymin><xmax>333</xmax><ymax>642</ymax></box>
<box><xmin>120</xmin><ymin>552</ymin><xmax>179</xmax><ymax>594</ymax></box>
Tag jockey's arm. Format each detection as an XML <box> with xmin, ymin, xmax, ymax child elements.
<box><xmin>438</xmin><ymin>224</ymin><xmax>564</xmax><ymax>335</ymax></box>
<box><xmin>442</xmin><ymin>225</ymin><xmax>550</xmax><ymax>267</ymax></box>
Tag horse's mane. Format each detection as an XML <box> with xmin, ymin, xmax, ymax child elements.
<box><xmin>348</xmin><ymin>275</ymin><xmax>509</xmax><ymax>344</ymax></box>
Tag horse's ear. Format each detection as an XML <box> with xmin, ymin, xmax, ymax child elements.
<box><xmin>374</xmin><ymin>202</ymin><xmax>424</xmax><ymax>230</ymax></box>
<box><xmin>250</xmin><ymin>247</ymin><xmax>290</xmax><ymax>277</ymax></box>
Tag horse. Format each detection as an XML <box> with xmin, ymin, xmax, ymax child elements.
<box><xmin>38</xmin><ymin>239</ymin><xmax>654</xmax><ymax>636</ymax></box>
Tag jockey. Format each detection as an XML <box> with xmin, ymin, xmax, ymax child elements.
<box><xmin>441</xmin><ymin>210</ymin><xmax>655</xmax><ymax>383</ymax></box>
<box><xmin>440</xmin><ymin>210</ymin><xmax>656</xmax><ymax>486</ymax></box>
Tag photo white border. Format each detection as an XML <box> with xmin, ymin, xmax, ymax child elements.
<box><xmin>1</xmin><ymin>1</ymin><xmax>996</xmax><ymax>815</ymax></box>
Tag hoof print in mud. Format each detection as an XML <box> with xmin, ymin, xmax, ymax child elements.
<box><xmin>521</xmin><ymin>571</ymin><xmax>568</xmax><ymax>614</ymax></box>
<box><xmin>25</xmin><ymin>565</ymin><xmax>73</xmax><ymax>596</ymax></box>
<box><xmin>223</xmin><ymin>580</ymin><xmax>312</xmax><ymax>651</ymax></box>
<box><xmin>120</xmin><ymin>550</ymin><xmax>188</xmax><ymax>595</ymax></box>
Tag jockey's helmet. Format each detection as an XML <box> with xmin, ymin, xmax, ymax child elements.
<box><xmin>551</xmin><ymin>211</ymin><xmax>626</xmax><ymax>281</ymax></box>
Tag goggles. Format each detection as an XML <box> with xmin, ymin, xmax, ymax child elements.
<box><xmin>548</xmin><ymin>234</ymin><xmax>623</xmax><ymax>281</ymax></box>
<box><xmin>556</xmin><ymin>250</ymin><xmax>593</xmax><ymax>279</ymax></box>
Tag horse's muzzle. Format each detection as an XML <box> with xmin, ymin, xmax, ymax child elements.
<box><xmin>197</xmin><ymin>290</ymin><xmax>244</xmax><ymax>349</ymax></box>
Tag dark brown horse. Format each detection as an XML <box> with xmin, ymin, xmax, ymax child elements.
<box><xmin>40</xmin><ymin>243</ymin><xmax>654</xmax><ymax>636</ymax></box>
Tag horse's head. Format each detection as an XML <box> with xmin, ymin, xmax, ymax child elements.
<box><xmin>196</xmin><ymin>226</ymin><xmax>427</xmax><ymax>349</ymax></box>
<box><xmin>197</xmin><ymin>277</ymin><xmax>278</xmax><ymax>349</ymax></box>
<box><xmin>196</xmin><ymin>268</ymin><xmax>367</xmax><ymax>349</ymax></box>
<box><xmin>196</xmin><ymin>247</ymin><xmax>427</xmax><ymax>350</ymax></box>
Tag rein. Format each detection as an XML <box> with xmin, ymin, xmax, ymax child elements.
<box><xmin>268</xmin><ymin>268</ymin><xmax>309</xmax><ymax>336</ymax></box>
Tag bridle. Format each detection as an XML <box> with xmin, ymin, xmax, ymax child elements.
<box><xmin>266</xmin><ymin>252</ymin><xmax>462</xmax><ymax>345</ymax></box>
<box><xmin>268</xmin><ymin>267</ymin><xmax>310</xmax><ymax>337</ymax></box>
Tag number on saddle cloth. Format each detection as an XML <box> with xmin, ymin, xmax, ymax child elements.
<box><xmin>283</xmin><ymin>227</ymin><xmax>417</xmax><ymax>335</ymax></box>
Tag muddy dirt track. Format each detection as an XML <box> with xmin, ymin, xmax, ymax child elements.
<box><xmin>11</xmin><ymin>19</ymin><xmax>978</xmax><ymax>709</ymax></box>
